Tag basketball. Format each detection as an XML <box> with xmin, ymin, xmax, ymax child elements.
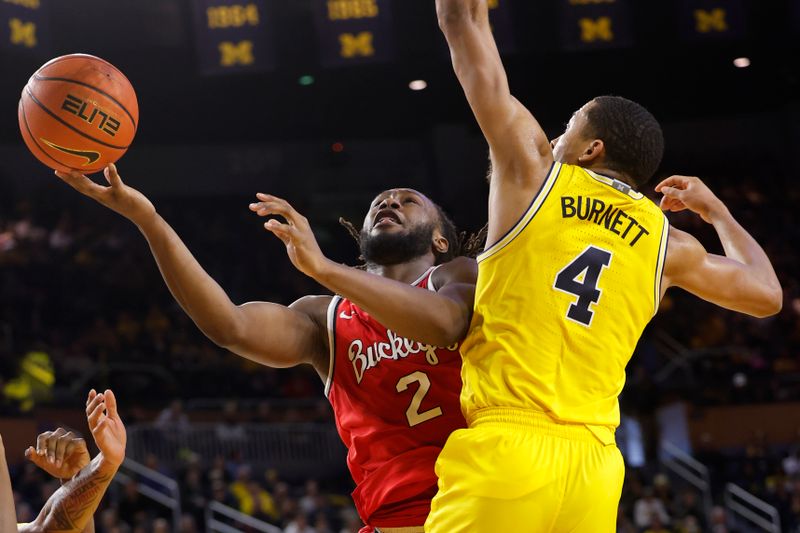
<box><xmin>17</xmin><ymin>54</ymin><xmax>138</xmax><ymax>174</ymax></box>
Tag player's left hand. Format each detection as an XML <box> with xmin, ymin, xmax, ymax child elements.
<box><xmin>655</xmin><ymin>175</ymin><xmax>726</xmax><ymax>224</ymax></box>
<box><xmin>249</xmin><ymin>194</ymin><xmax>330</xmax><ymax>278</ymax></box>
<box><xmin>86</xmin><ymin>389</ymin><xmax>127</xmax><ymax>469</ymax></box>
<box><xmin>25</xmin><ymin>428</ymin><xmax>90</xmax><ymax>480</ymax></box>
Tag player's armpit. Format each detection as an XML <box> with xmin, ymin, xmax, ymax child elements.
<box><xmin>663</xmin><ymin>228</ymin><xmax>782</xmax><ymax>318</ymax></box>
<box><xmin>224</xmin><ymin>296</ymin><xmax>330</xmax><ymax>374</ymax></box>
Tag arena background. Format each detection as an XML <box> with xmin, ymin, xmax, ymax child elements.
<box><xmin>0</xmin><ymin>0</ymin><xmax>798</xmax><ymax>531</ymax></box>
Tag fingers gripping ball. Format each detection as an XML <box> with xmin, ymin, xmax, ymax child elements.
<box><xmin>18</xmin><ymin>54</ymin><xmax>139</xmax><ymax>174</ymax></box>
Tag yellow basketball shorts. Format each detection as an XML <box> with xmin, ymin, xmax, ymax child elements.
<box><xmin>425</xmin><ymin>408</ymin><xmax>624</xmax><ymax>533</ymax></box>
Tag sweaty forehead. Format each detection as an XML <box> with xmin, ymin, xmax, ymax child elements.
<box><xmin>371</xmin><ymin>188</ymin><xmax>431</xmax><ymax>205</ymax></box>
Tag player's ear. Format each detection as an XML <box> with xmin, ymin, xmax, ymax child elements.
<box><xmin>578</xmin><ymin>139</ymin><xmax>605</xmax><ymax>164</ymax></box>
<box><xmin>432</xmin><ymin>230</ymin><xmax>449</xmax><ymax>255</ymax></box>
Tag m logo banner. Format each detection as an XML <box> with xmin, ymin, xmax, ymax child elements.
<box><xmin>559</xmin><ymin>0</ymin><xmax>633</xmax><ymax>51</ymax></box>
<box><xmin>0</xmin><ymin>0</ymin><xmax>51</xmax><ymax>54</ymax></box>
<box><xmin>193</xmin><ymin>0</ymin><xmax>276</xmax><ymax>75</ymax></box>
<box><xmin>678</xmin><ymin>0</ymin><xmax>745</xmax><ymax>41</ymax></box>
<box><xmin>313</xmin><ymin>0</ymin><xmax>394</xmax><ymax>67</ymax></box>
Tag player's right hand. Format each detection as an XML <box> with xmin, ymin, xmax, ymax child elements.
<box><xmin>86</xmin><ymin>389</ymin><xmax>127</xmax><ymax>469</ymax></box>
<box><xmin>55</xmin><ymin>164</ymin><xmax>156</xmax><ymax>226</ymax></box>
<box><xmin>25</xmin><ymin>427</ymin><xmax>90</xmax><ymax>480</ymax></box>
<box><xmin>655</xmin><ymin>175</ymin><xmax>726</xmax><ymax>224</ymax></box>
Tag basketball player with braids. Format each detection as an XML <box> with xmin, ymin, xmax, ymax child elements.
<box><xmin>55</xmin><ymin>165</ymin><xmax>482</xmax><ymax>532</ymax></box>
<box><xmin>429</xmin><ymin>0</ymin><xmax>783</xmax><ymax>531</ymax></box>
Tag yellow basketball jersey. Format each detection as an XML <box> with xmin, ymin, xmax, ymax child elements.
<box><xmin>461</xmin><ymin>162</ymin><xmax>669</xmax><ymax>428</ymax></box>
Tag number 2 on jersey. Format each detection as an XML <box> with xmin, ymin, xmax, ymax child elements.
<box><xmin>554</xmin><ymin>246</ymin><xmax>613</xmax><ymax>326</ymax></box>
<box><xmin>396</xmin><ymin>371</ymin><xmax>443</xmax><ymax>427</ymax></box>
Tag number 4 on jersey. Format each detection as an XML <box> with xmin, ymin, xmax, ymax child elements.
<box><xmin>554</xmin><ymin>246</ymin><xmax>613</xmax><ymax>326</ymax></box>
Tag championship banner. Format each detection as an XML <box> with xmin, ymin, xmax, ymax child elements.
<box><xmin>0</xmin><ymin>0</ymin><xmax>51</xmax><ymax>55</ymax></box>
<box><xmin>679</xmin><ymin>0</ymin><xmax>746</xmax><ymax>42</ymax></box>
<box><xmin>488</xmin><ymin>0</ymin><xmax>515</xmax><ymax>54</ymax></box>
<box><xmin>193</xmin><ymin>0</ymin><xmax>276</xmax><ymax>75</ymax></box>
<box><xmin>559</xmin><ymin>0</ymin><xmax>633</xmax><ymax>51</ymax></box>
<box><xmin>313</xmin><ymin>0</ymin><xmax>394</xmax><ymax>67</ymax></box>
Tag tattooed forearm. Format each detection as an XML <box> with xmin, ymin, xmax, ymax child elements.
<box><xmin>30</xmin><ymin>455</ymin><xmax>115</xmax><ymax>533</ymax></box>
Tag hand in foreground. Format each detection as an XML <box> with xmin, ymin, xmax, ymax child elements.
<box><xmin>249</xmin><ymin>194</ymin><xmax>330</xmax><ymax>278</ymax></box>
<box><xmin>655</xmin><ymin>175</ymin><xmax>726</xmax><ymax>224</ymax></box>
<box><xmin>55</xmin><ymin>164</ymin><xmax>156</xmax><ymax>226</ymax></box>
<box><xmin>25</xmin><ymin>428</ymin><xmax>90</xmax><ymax>480</ymax></box>
<box><xmin>86</xmin><ymin>389</ymin><xmax>127</xmax><ymax>469</ymax></box>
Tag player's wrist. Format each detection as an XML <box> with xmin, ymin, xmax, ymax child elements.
<box><xmin>133</xmin><ymin>209</ymin><xmax>161</xmax><ymax>233</ymax></box>
<box><xmin>706</xmin><ymin>201</ymin><xmax>731</xmax><ymax>225</ymax></box>
<box><xmin>95</xmin><ymin>452</ymin><xmax>123</xmax><ymax>473</ymax></box>
<box><xmin>313</xmin><ymin>257</ymin><xmax>339</xmax><ymax>283</ymax></box>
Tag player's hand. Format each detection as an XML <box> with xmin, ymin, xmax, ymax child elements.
<box><xmin>55</xmin><ymin>164</ymin><xmax>156</xmax><ymax>226</ymax></box>
<box><xmin>655</xmin><ymin>175</ymin><xmax>726</xmax><ymax>224</ymax></box>
<box><xmin>25</xmin><ymin>428</ymin><xmax>90</xmax><ymax>480</ymax></box>
<box><xmin>249</xmin><ymin>194</ymin><xmax>330</xmax><ymax>278</ymax></box>
<box><xmin>85</xmin><ymin>389</ymin><xmax>127</xmax><ymax>469</ymax></box>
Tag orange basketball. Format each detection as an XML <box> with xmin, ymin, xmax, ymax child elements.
<box><xmin>18</xmin><ymin>54</ymin><xmax>139</xmax><ymax>174</ymax></box>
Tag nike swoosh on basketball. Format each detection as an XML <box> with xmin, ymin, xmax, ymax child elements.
<box><xmin>40</xmin><ymin>138</ymin><xmax>100</xmax><ymax>166</ymax></box>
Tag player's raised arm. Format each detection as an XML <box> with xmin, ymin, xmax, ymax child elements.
<box><xmin>659</xmin><ymin>175</ymin><xmax>782</xmax><ymax>318</ymax></box>
<box><xmin>55</xmin><ymin>165</ymin><xmax>327</xmax><ymax>372</ymax></box>
<box><xmin>251</xmin><ymin>194</ymin><xmax>477</xmax><ymax>347</ymax></box>
<box><xmin>436</xmin><ymin>0</ymin><xmax>554</xmax><ymax>244</ymax></box>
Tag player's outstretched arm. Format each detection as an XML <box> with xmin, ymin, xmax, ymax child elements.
<box><xmin>659</xmin><ymin>175</ymin><xmax>782</xmax><ymax>318</ymax></box>
<box><xmin>55</xmin><ymin>166</ymin><xmax>326</xmax><ymax>370</ymax></box>
<box><xmin>251</xmin><ymin>195</ymin><xmax>476</xmax><ymax>347</ymax></box>
<box><xmin>437</xmin><ymin>0</ymin><xmax>553</xmax><ymax>245</ymax></box>
<box><xmin>19</xmin><ymin>390</ymin><xmax>125</xmax><ymax>533</ymax></box>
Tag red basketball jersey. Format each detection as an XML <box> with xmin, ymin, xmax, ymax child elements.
<box><xmin>325</xmin><ymin>266</ymin><xmax>466</xmax><ymax>529</ymax></box>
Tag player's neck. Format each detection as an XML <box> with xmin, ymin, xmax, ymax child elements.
<box><xmin>366</xmin><ymin>255</ymin><xmax>436</xmax><ymax>284</ymax></box>
<box><xmin>586</xmin><ymin>164</ymin><xmax>632</xmax><ymax>187</ymax></box>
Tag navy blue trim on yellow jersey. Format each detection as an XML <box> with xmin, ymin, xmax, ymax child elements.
<box><xmin>585</xmin><ymin>169</ymin><xmax>645</xmax><ymax>201</ymax></box>
<box><xmin>481</xmin><ymin>161</ymin><xmax>556</xmax><ymax>253</ymax></box>
<box><xmin>653</xmin><ymin>215</ymin><xmax>670</xmax><ymax>316</ymax></box>
<box><xmin>478</xmin><ymin>162</ymin><xmax>563</xmax><ymax>263</ymax></box>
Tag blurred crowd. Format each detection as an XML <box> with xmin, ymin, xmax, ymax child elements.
<box><xmin>617</xmin><ymin>432</ymin><xmax>800</xmax><ymax>532</ymax></box>
<box><xmin>0</xmin><ymin>173</ymin><xmax>796</xmax><ymax>415</ymax></box>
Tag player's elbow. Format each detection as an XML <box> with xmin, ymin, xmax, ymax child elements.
<box><xmin>427</xmin><ymin>315</ymin><xmax>468</xmax><ymax>348</ymax></box>
<box><xmin>759</xmin><ymin>286</ymin><xmax>783</xmax><ymax>317</ymax></box>
<box><xmin>748</xmin><ymin>285</ymin><xmax>783</xmax><ymax>318</ymax></box>
<box><xmin>437</xmin><ymin>4</ymin><xmax>476</xmax><ymax>33</ymax></box>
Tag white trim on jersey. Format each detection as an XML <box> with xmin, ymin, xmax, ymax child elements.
<box><xmin>324</xmin><ymin>295</ymin><xmax>342</xmax><ymax>398</ymax></box>
<box><xmin>427</xmin><ymin>264</ymin><xmax>442</xmax><ymax>292</ymax></box>
<box><xmin>412</xmin><ymin>266</ymin><xmax>436</xmax><ymax>288</ymax></box>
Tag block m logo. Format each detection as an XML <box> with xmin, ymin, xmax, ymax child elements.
<box><xmin>9</xmin><ymin>19</ymin><xmax>36</xmax><ymax>48</ymax></box>
<box><xmin>695</xmin><ymin>8</ymin><xmax>728</xmax><ymax>33</ymax></box>
<box><xmin>218</xmin><ymin>40</ymin><xmax>255</xmax><ymax>66</ymax></box>
<box><xmin>339</xmin><ymin>32</ymin><xmax>375</xmax><ymax>58</ymax></box>
<box><xmin>579</xmin><ymin>17</ymin><xmax>614</xmax><ymax>42</ymax></box>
